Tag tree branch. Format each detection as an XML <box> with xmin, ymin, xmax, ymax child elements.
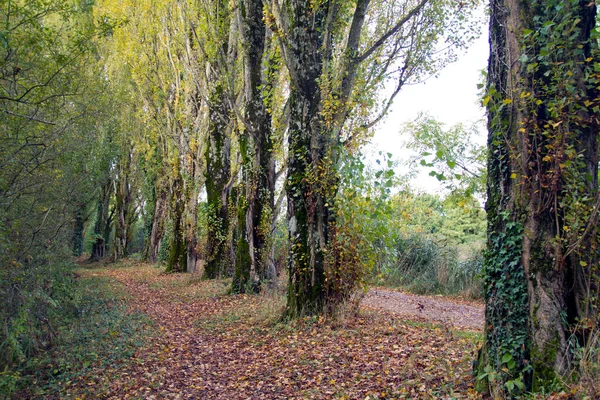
<box><xmin>355</xmin><ymin>0</ymin><xmax>429</xmax><ymax>64</ymax></box>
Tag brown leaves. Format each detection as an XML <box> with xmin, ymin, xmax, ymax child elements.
<box><xmin>68</xmin><ymin>263</ymin><xmax>483</xmax><ymax>399</ymax></box>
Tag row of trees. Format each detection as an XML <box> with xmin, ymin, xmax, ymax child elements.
<box><xmin>2</xmin><ymin>0</ymin><xmax>479</xmax><ymax>370</ymax></box>
<box><xmin>4</xmin><ymin>0</ymin><xmax>599</xmax><ymax>396</ymax></box>
<box><xmin>82</xmin><ymin>0</ymin><xmax>478</xmax><ymax>316</ymax></box>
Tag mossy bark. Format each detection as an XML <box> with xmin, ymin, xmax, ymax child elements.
<box><xmin>233</xmin><ymin>0</ymin><xmax>276</xmax><ymax>293</ymax></box>
<box><xmin>283</xmin><ymin>2</ymin><xmax>331</xmax><ymax>318</ymax></box>
<box><xmin>481</xmin><ymin>0</ymin><xmax>599</xmax><ymax>392</ymax></box>
<box><xmin>166</xmin><ymin>176</ymin><xmax>187</xmax><ymax>273</ymax></box>
<box><xmin>204</xmin><ymin>83</ymin><xmax>232</xmax><ymax>279</ymax></box>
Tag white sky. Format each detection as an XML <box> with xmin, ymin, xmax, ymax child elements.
<box><xmin>366</xmin><ymin>12</ymin><xmax>490</xmax><ymax>193</ymax></box>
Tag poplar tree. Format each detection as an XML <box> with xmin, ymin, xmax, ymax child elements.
<box><xmin>479</xmin><ymin>0</ymin><xmax>599</xmax><ymax>394</ymax></box>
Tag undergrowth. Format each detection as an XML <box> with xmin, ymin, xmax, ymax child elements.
<box><xmin>372</xmin><ymin>234</ymin><xmax>484</xmax><ymax>299</ymax></box>
<box><xmin>1</xmin><ymin>264</ymin><xmax>152</xmax><ymax>399</ymax></box>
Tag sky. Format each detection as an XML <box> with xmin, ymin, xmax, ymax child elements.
<box><xmin>366</xmin><ymin>11</ymin><xmax>490</xmax><ymax>193</ymax></box>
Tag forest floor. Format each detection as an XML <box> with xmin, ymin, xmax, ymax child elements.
<box><xmin>34</xmin><ymin>260</ymin><xmax>486</xmax><ymax>399</ymax></box>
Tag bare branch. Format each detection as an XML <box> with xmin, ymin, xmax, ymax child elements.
<box><xmin>3</xmin><ymin>109</ymin><xmax>56</xmax><ymax>125</ymax></box>
<box><xmin>355</xmin><ymin>0</ymin><xmax>429</xmax><ymax>64</ymax></box>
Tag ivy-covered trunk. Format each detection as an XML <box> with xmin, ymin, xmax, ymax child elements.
<box><xmin>90</xmin><ymin>179</ymin><xmax>113</xmax><ymax>261</ymax></box>
<box><xmin>283</xmin><ymin>1</ymin><xmax>333</xmax><ymax>318</ymax></box>
<box><xmin>113</xmin><ymin>151</ymin><xmax>135</xmax><ymax>261</ymax></box>
<box><xmin>480</xmin><ymin>0</ymin><xmax>599</xmax><ymax>393</ymax></box>
<box><xmin>204</xmin><ymin>83</ymin><xmax>232</xmax><ymax>279</ymax></box>
<box><xmin>233</xmin><ymin>0</ymin><xmax>276</xmax><ymax>293</ymax></box>
<box><xmin>166</xmin><ymin>175</ymin><xmax>187</xmax><ymax>273</ymax></box>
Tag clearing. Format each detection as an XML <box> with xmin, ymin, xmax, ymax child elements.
<box><xmin>39</xmin><ymin>261</ymin><xmax>484</xmax><ymax>399</ymax></box>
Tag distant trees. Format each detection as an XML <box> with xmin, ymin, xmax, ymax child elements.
<box><xmin>479</xmin><ymin>0</ymin><xmax>599</xmax><ymax>394</ymax></box>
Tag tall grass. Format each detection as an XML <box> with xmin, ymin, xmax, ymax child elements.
<box><xmin>373</xmin><ymin>234</ymin><xmax>483</xmax><ymax>298</ymax></box>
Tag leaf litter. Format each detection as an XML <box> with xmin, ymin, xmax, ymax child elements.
<box><xmin>63</xmin><ymin>262</ymin><xmax>484</xmax><ymax>399</ymax></box>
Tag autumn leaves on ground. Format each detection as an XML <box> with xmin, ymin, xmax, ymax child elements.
<box><xmin>23</xmin><ymin>260</ymin><xmax>484</xmax><ymax>399</ymax></box>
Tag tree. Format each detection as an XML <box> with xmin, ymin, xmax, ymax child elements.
<box><xmin>270</xmin><ymin>0</ymin><xmax>479</xmax><ymax>317</ymax></box>
<box><xmin>404</xmin><ymin>113</ymin><xmax>487</xmax><ymax>198</ymax></box>
<box><xmin>232</xmin><ymin>0</ymin><xmax>278</xmax><ymax>292</ymax></box>
<box><xmin>479</xmin><ymin>0</ymin><xmax>599</xmax><ymax>394</ymax></box>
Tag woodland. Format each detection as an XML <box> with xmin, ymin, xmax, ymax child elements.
<box><xmin>1</xmin><ymin>0</ymin><xmax>599</xmax><ymax>399</ymax></box>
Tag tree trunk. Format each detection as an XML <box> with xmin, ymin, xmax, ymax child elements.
<box><xmin>90</xmin><ymin>178</ymin><xmax>112</xmax><ymax>261</ymax></box>
<box><xmin>145</xmin><ymin>188</ymin><xmax>167</xmax><ymax>263</ymax></box>
<box><xmin>480</xmin><ymin>0</ymin><xmax>599</xmax><ymax>392</ymax></box>
<box><xmin>233</xmin><ymin>0</ymin><xmax>276</xmax><ymax>293</ymax></box>
<box><xmin>114</xmin><ymin>151</ymin><xmax>134</xmax><ymax>261</ymax></box>
<box><xmin>72</xmin><ymin>202</ymin><xmax>86</xmax><ymax>257</ymax></box>
<box><xmin>204</xmin><ymin>82</ymin><xmax>232</xmax><ymax>279</ymax></box>
<box><xmin>282</xmin><ymin>1</ymin><xmax>332</xmax><ymax>318</ymax></box>
<box><xmin>166</xmin><ymin>175</ymin><xmax>187</xmax><ymax>273</ymax></box>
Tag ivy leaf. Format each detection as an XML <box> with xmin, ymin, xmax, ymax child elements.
<box><xmin>505</xmin><ymin>380</ymin><xmax>515</xmax><ymax>392</ymax></box>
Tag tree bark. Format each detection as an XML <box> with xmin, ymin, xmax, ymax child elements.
<box><xmin>90</xmin><ymin>178</ymin><xmax>112</xmax><ymax>261</ymax></box>
<box><xmin>113</xmin><ymin>150</ymin><xmax>135</xmax><ymax>261</ymax></box>
<box><xmin>166</xmin><ymin>175</ymin><xmax>187</xmax><ymax>273</ymax></box>
<box><xmin>233</xmin><ymin>0</ymin><xmax>276</xmax><ymax>293</ymax></box>
<box><xmin>282</xmin><ymin>1</ymin><xmax>331</xmax><ymax>317</ymax></box>
<box><xmin>481</xmin><ymin>0</ymin><xmax>599</xmax><ymax>391</ymax></box>
<box><xmin>204</xmin><ymin>82</ymin><xmax>232</xmax><ymax>279</ymax></box>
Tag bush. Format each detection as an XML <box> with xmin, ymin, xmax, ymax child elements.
<box><xmin>1</xmin><ymin>263</ymin><xmax>151</xmax><ymax>399</ymax></box>
<box><xmin>0</xmin><ymin>254</ymin><xmax>78</xmax><ymax>372</ymax></box>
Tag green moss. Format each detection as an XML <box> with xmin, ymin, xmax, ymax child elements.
<box><xmin>530</xmin><ymin>335</ymin><xmax>562</xmax><ymax>391</ymax></box>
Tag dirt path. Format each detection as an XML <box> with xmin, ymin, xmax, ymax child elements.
<box><xmin>363</xmin><ymin>289</ymin><xmax>484</xmax><ymax>331</ymax></box>
<box><xmin>69</xmin><ymin>264</ymin><xmax>481</xmax><ymax>399</ymax></box>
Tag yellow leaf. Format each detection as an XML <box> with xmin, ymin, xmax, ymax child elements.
<box><xmin>510</xmin><ymin>173</ymin><xmax>517</xmax><ymax>179</ymax></box>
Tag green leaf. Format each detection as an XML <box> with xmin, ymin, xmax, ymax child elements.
<box><xmin>501</xmin><ymin>353</ymin><xmax>513</xmax><ymax>363</ymax></box>
<box><xmin>514</xmin><ymin>380</ymin><xmax>525</xmax><ymax>390</ymax></box>
<box><xmin>0</xmin><ymin>31</ymin><xmax>7</xmax><ymax>49</ymax></box>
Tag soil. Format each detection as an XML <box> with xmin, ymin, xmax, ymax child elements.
<box><xmin>363</xmin><ymin>288</ymin><xmax>484</xmax><ymax>331</ymax></box>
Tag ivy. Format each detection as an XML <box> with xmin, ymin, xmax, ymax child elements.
<box><xmin>481</xmin><ymin>0</ymin><xmax>600</xmax><ymax>395</ymax></box>
<box><xmin>481</xmin><ymin>212</ymin><xmax>530</xmax><ymax>390</ymax></box>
